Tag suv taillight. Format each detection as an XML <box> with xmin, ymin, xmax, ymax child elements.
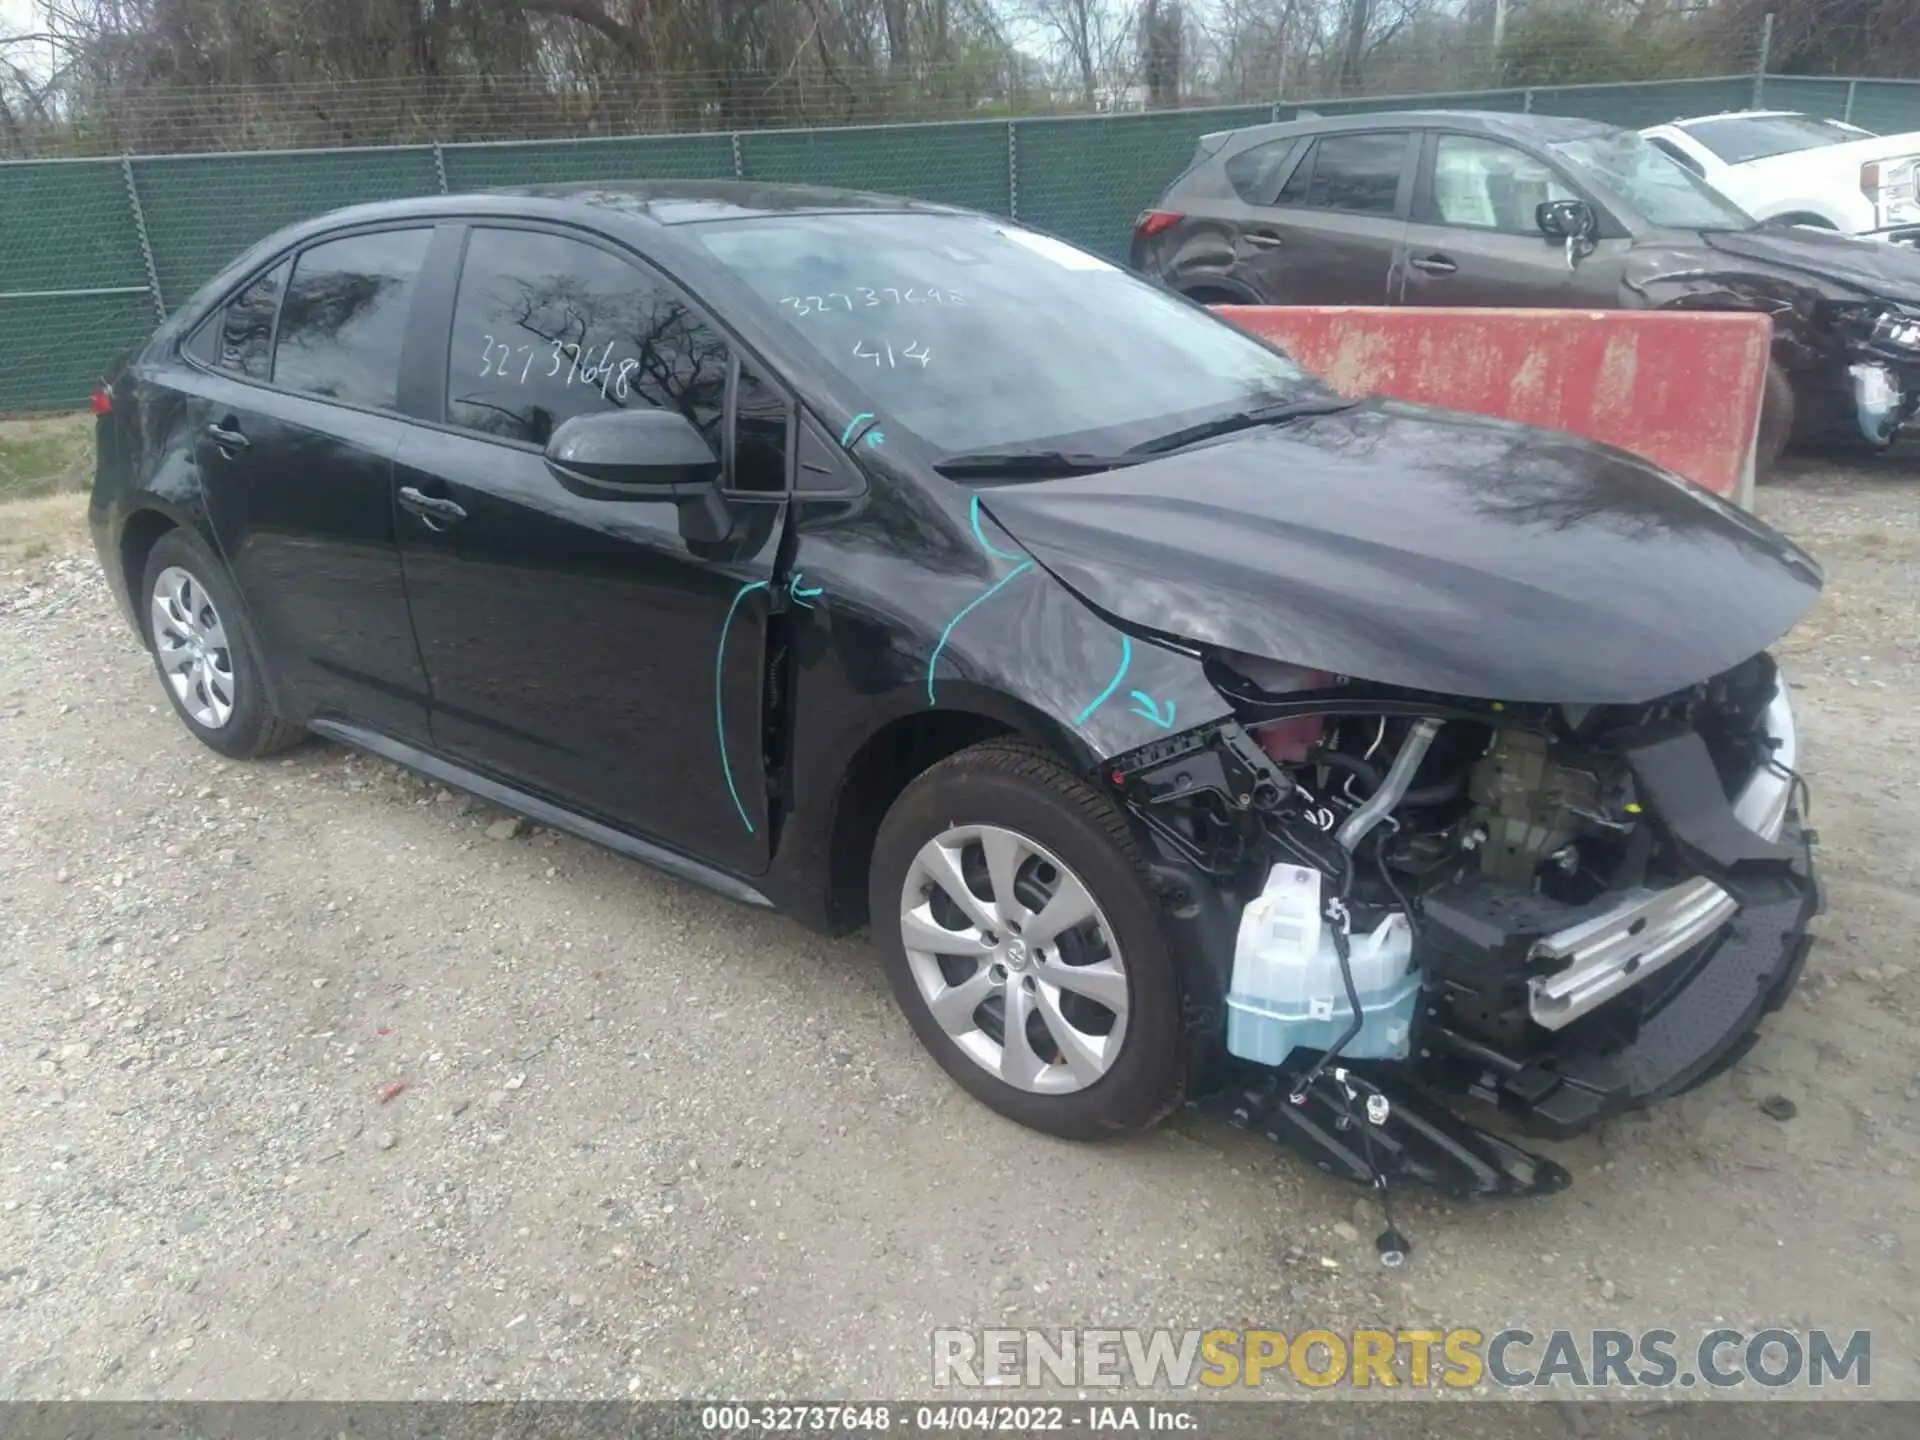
<box><xmin>90</xmin><ymin>384</ymin><xmax>113</xmax><ymax>416</ymax></box>
<box><xmin>1134</xmin><ymin>209</ymin><xmax>1183</xmax><ymax>240</ymax></box>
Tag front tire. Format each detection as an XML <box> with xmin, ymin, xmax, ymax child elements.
<box><xmin>140</xmin><ymin>528</ymin><xmax>304</xmax><ymax>760</ymax></box>
<box><xmin>869</xmin><ymin>739</ymin><xmax>1186</xmax><ymax>1140</ymax></box>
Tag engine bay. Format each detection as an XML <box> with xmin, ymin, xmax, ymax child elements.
<box><xmin>1105</xmin><ymin>645</ymin><xmax>1817</xmax><ymax>1221</ymax></box>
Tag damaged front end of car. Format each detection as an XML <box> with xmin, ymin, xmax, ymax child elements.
<box><xmin>1831</xmin><ymin>301</ymin><xmax>1920</xmax><ymax>444</ymax></box>
<box><xmin>1105</xmin><ymin>650</ymin><xmax>1819</xmax><ymax>1211</ymax></box>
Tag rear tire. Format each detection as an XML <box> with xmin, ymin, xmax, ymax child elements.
<box><xmin>869</xmin><ymin>739</ymin><xmax>1186</xmax><ymax>1141</ymax></box>
<box><xmin>140</xmin><ymin>528</ymin><xmax>305</xmax><ymax>761</ymax></box>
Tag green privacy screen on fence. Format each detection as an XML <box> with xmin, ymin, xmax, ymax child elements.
<box><xmin>5</xmin><ymin>72</ymin><xmax>1920</xmax><ymax>414</ymax></box>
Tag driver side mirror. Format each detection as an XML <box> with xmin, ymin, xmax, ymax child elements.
<box><xmin>544</xmin><ymin>409</ymin><xmax>732</xmax><ymax>542</ymax></box>
<box><xmin>1536</xmin><ymin>198</ymin><xmax>1596</xmax><ymax>241</ymax></box>
<box><xmin>1536</xmin><ymin>199</ymin><xmax>1598</xmax><ymax>270</ymax></box>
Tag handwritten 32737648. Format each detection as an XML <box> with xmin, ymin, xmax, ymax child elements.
<box><xmin>778</xmin><ymin>286</ymin><xmax>965</xmax><ymax>316</ymax></box>
<box><xmin>477</xmin><ymin>334</ymin><xmax>643</xmax><ymax>401</ymax></box>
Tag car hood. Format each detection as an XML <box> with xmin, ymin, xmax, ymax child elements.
<box><xmin>976</xmin><ymin>400</ymin><xmax>1822</xmax><ymax>706</ymax></box>
<box><xmin>1697</xmin><ymin>226</ymin><xmax>1920</xmax><ymax>304</ymax></box>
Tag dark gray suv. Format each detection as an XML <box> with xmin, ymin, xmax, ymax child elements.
<box><xmin>1131</xmin><ymin>109</ymin><xmax>1920</xmax><ymax>465</ymax></box>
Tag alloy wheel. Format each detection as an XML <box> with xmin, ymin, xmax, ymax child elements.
<box><xmin>899</xmin><ymin>823</ymin><xmax>1130</xmax><ymax>1095</ymax></box>
<box><xmin>150</xmin><ymin>565</ymin><xmax>237</xmax><ymax>729</ymax></box>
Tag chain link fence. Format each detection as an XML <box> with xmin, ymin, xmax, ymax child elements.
<box><xmin>4</xmin><ymin>71</ymin><xmax>1919</xmax><ymax>415</ymax></box>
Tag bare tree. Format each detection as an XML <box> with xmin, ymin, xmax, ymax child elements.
<box><xmin>1019</xmin><ymin>0</ymin><xmax>1133</xmax><ymax>105</ymax></box>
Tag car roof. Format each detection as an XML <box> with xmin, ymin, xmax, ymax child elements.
<box><xmin>1666</xmin><ymin>110</ymin><xmax>1808</xmax><ymax>128</ymax></box>
<box><xmin>212</xmin><ymin>180</ymin><xmax>969</xmax><ymax>286</ymax></box>
<box><xmin>266</xmin><ymin>180</ymin><xmax>961</xmax><ymax>238</ymax></box>
<box><xmin>1206</xmin><ymin>108</ymin><xmax>1620</xmax><ymax>151</ymax></box>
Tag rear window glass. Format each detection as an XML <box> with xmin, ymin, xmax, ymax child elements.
<box><xmin>273</xmin><ymin>229</ymin><xmax>431</xmax><ymax>410</ymax></box>
<box><xmin>1682</xmin><ymin>114</ymin><xmax>1876</xmax><ymax>164</ymax></box>
<box><xmin>1280</xmin><ymin>133</ymin><xmax>1407</xmax><ymax>216</ymax></box>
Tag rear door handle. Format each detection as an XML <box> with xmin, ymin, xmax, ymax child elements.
<box><xmin>205</xmin><ymin>421</ymin><xmax>250</xmax><ymax>453</ymax></box>
<box><xmin>1241</xmin><ymin>232</ymin><xmax>1284</xmax><ymax>250</ymax></box>
<box><xmin>398</xmin><ymin>485</ymin><xmax>468</xmax><ymax>531</ymax></box>
<box><xmin>1409</xmin><ymin>254</ymin><xmax>1458</xmax><ymax>275</ymax></box>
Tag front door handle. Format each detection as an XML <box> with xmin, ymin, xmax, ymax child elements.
<box><xmin>1409</xmin><ymin>254</ymin><xmax>1458</xmax><ymax>275</ymax></box>
<box><xmin>398</xmin><ymin>485</ymin><xmax>468</xmax><ymax>531</ymax></box>
<box><xmin>205</xmin><ymin>421</ymin><xmax>250</xmax><ymax>454</ymax></box>
<box><xmin>1241</xmin><ymin>232</ymin><xmax>1284</xmax><ymax>250</ymax></box>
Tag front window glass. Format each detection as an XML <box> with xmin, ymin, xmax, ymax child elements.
<box><xmin>1429</xmin><ymin>136</ymin><xmax>1578</xmax><ymax>231</ymax></box>
<box><xmin>1550</xmin><ymin>131</ymin><xmax>1754</xmax><ymax>231</ymax></box>
<box><xmin>689</xmin><ymin>213</ymin><xmax>1313</xmax><ymax>455</ymax></box>
<box><xmin>1683</xmin><ymin>114</ymin><xmax>1875</xmax><ymax>165</ymax></box>
<box><xmin>446</xmin><ymin>228</ymin><xmax>730</xmax><ymax>451</ymax></box>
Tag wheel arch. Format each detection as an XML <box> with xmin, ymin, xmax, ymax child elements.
<box><xmin>119</xmin><ymin>506</ymin><xmax>181</xmax><ymax>647</ymax></box>
<box><xmin>121</xmin><ymin>503</ymin><xmax>288</xmax><ymax>716</ymax></box>
<box><xmin>818</xmin><ymin>703</ymin><xmax>1050</xmax><ymax>935</ymax></box>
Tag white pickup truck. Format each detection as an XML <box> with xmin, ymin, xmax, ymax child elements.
<box><xmin>1640</xmin><ymin>109</ymin><xmax>1920</xmax><ymax>244</ymax></box>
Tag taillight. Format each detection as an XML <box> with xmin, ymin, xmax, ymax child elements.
<box><xmin>90</xmin><ymin>384</ymin><xmax>113</xmax><ymax>416</ymax></box>
<box><xmin>1134</xmin><ymin>209</ymin><xmax>1183</xmax><ymax>240</ymax></box>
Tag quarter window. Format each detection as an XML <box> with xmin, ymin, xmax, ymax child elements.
<box><xmin>1280</xmin><ymin>133</ymin><xmax>1408</xmax><ymax>216</ymax></box>
<box><xmin>273</xmin><ymin>229</ymin><xmax>430</xmax><ymax>409</ymax></box>
<box><xmin>446</xmin><ymin>227</ymin><xmax>730</xmax><ymax>453</ymax></box>
<box><xmin>1225</xmin><ymin>140</ymin><xmax>1298</xmax><ymax>205</ymax></box>
<box><xmin>196</xmin><ymin>261</ymin><xmax>287</xmax><ymax>380</ymax></box>
<box><xmin>731</xmin><ymin>359</ymin><xmax>789</xmax><ymax>493</ymax></box>
<box><xmin>1428</xmin><ymin>135</ymin><xmax>1578</xmax><ymax>231</ymax></box>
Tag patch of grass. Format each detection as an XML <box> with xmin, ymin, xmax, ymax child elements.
<box><xmin>0</xmin><ymin>412</ymin><xmax>94</xmax><ymax>502</ymax></box>
<box><xmin>0</xmin><ymin>492</ymin><xmax>90</xmax><ymax>568</ymax></box>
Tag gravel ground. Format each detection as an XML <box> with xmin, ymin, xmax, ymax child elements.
<box><xmin>0</xmin><ymin>456</ymin><xmax>1915</xmax><ymax>1402</ymax></box>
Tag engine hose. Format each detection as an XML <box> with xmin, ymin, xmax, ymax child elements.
<box><xmin>1312</xmin><ymin>749</ymin><xmax>1385</xmax><ymax>797</ymax></box>
<box><xmin>1336</xmin><ymin>718</ymin><xmax>1443</xmax><ymax>852</ymax></box>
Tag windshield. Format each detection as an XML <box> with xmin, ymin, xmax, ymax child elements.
<box><xmin>687</xmin><ymin>212</ymin><xmax>1315</xmax><ymax>456</ymax></box>
<box><xmin>1682</xmin><ymin>113</ymin><xmax>1877</xmax><ymax>165</ymax></box>
<box><xmin>1550</xmin><ymin>130</ymin><xmax>1755</xmax><ymax>231</ymax></box>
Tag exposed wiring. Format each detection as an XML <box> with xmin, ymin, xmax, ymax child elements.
<box><xmin>1286</xmin><ymin>897</ymin><xmax>1360</xmax><ymax>1102</ymax></box>
<box><xmin>1372</xmin><ymin>818</ymin><xmax>1422</xmax><ymax>944</ymax></box>
<box><xmin>1361</xmin><ymin>715</ymin><xmax>1387</xmax><ymax>763</ymax></box>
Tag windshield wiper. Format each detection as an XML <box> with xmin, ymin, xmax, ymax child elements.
<box><xmin>1126</xmin><ymin>396</ymin><xmax>1357</xmax><ymax>456</ymax></box>
<box><xmin>932</xmin><ymin>449</ymin><xmax>1143</xmax><ymax>478</ymax></box>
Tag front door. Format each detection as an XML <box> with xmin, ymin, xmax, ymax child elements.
<box><xmin>189</xmin><ymin>228</ymin><xmax>437</xmax><ymax>740</ymax></box>
<box><xmin>1399</xmin><ymin>131</ymin><xmax>1631</xmax><ymax>308</ymax></box>
<box><xmin>1240</xmin><ymin>130</ymin><xmax>1415</xmax><ymax>304</ymax></box>
<box><xmin>393</xmin><ymin>224</ymin><xmax>792</xmax><ymax>876</ymax></box>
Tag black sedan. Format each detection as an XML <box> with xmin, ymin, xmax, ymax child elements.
<box><xmin>90</xmin><ymin>181</ymin><xmax>1822</xmax><ymax>1199</ymax></box>
<box><xmin>1133</xmin><ymin>110</ymin><xmax>1920</xmax><ymax>467</ymax></box>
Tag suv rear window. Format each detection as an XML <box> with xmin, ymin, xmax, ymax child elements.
<box><xmin>1278</xmin><ymin>132</ymin><xmax>1408</xmax><ymax>216</ymax></box>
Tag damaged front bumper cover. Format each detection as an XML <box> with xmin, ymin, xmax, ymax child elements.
<box><xmin>1438</xmin><ymin>812</ymin><xmax>1819</xmax><ymax>1140</ymax></box>
<box><xmin>1527</xmin><ymin>677</ymin><xmax>1797</xmax><ymax>1031</ymax></box>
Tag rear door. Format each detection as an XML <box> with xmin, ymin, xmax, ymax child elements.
<box><xmin>189</xmin><ymin>226</ymin><xmax>436</xmax><ymax>739</ymax></box>
<box><xmin>1399</xmin><ymin>131</ymin><xmax>1631</xmax><ymax>308</ymax></box>
<box><xmin>391</xmin><ymin>222</ymin><xmax>791</xmax><ymax>876</ymax></box>
<box><xmin>1238</xmin><ymin>130</ymin><xmax>1415</xmax><ymax>303</ymax></box>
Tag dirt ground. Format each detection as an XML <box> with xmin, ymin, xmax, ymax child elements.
<box><xmin>0</xmin><ymin>443</ymin><xmax>1915</xmax><ymax>1403</ymax></box>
